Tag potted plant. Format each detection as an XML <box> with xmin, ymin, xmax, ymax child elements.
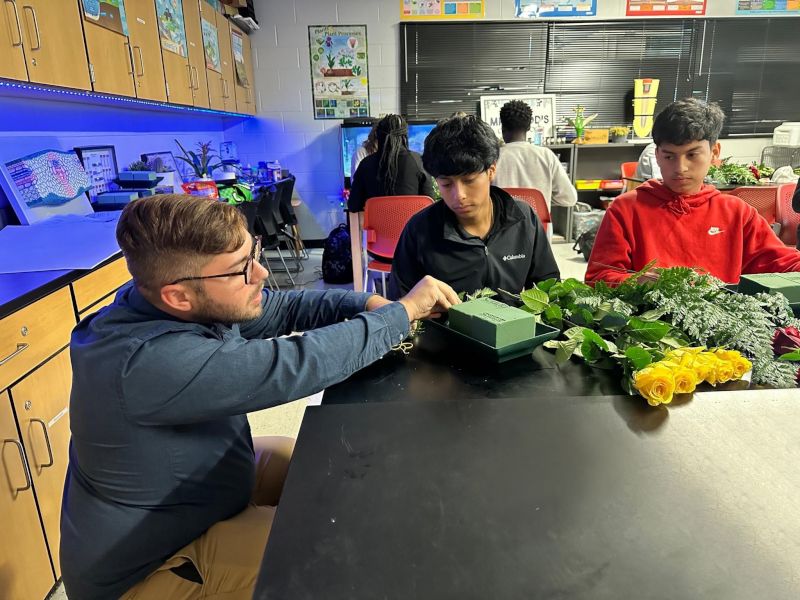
<box><xmin>609</xmin><ymin>126</ymin><xmax>630</xmax><ymax>144</ymax></box>
<box><xmin>175</xmin><ymin>140</ymin><xmax>222</xmax><ymax>181</ymax></box>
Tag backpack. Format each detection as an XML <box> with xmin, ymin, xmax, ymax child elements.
<box><xmin>321</xmin><ymin>223</ymin><xmax>354</xmax><ymax>284</ymax></box>
<box><xmin>573</xmin><ymin>223</ymin><xmax>600</xmax><ymax>262</ymax></box>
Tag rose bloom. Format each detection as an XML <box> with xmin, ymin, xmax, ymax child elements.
<box><xmin>634</xmin><ymin>364</ymin><xmax>676</xmax><ymax>406</ymax></box>
<box><xmin>772</xmin><ymin>326</ymin><xmax>800</xmax><ymax>357</ymax></box>
<box><xmin>671</xmin><ymin>365</ymin><xmax>699</xmax><ymax>395</ymax></box>
<box><xmin>715</xmin><ymin>361</ymin><xmax>735</xmax><ymax>384</ymax></box>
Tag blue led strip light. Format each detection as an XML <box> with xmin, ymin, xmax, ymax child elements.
<box><xmin>0</xmin><ymin>78</ymin><xmax>253</xmax><ymax>118</ymax></box>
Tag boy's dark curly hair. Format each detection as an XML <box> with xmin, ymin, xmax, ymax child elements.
<box><xmin>422</xmin><ymin>115</ymin><xmax>500</xmax><ymax>177</ymax></box>
<box><xmin>652</xmin><ymin>98</ymin><xmax>725</xmax><ymax>147</ymax></box>
<box><xmin>499</xmin><ymin>100</ymin><xmax>532</xmax><ymax>134</ymax></box>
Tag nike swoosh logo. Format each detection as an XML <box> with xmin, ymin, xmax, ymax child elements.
<box><xmin>708</xmin><ymin>228</ymin><xmax>724</xmax><ymax>236</ymax></box>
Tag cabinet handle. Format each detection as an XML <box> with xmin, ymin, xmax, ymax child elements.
<box><xmin>192</xmin><ymin>66</ymin><xmax>200</xmax><ymax>90</ymax></box>
<box><xmin>0</xmin><ymin>343</ymin><xmax>28</xmax><ymax>366</ymax></box>
<box><xmin>134</xmin><ymin>45</ymin><xmax>145</xmax><ymax>77</ymax></box>
<box><xmin>4</xmin><ymin>0</ymin><xmax>22</xmax><ymax>47</ymax></box>
<box><xmin>31</xmin><ymin>418</ymin><xmax>53</xmax><ymax>468</ymax></box>
<box><xmin>186</xmin><ymin>63</ymin><xmax>194</xmax><ymax>90</ymax></box>
<box><xmin>21</xmin><ymin>4</ymin><xmax>39</xmax><ymax>50</ymax></box>
<box><xmin>124</xmin><ymin>41</ymin><xmax>134</xmax><ymax>76</ymax></box>
<box><xmin>3</xmin><ymin>438</ymin><xmax>32</xmax><ymax>492</ymax></box>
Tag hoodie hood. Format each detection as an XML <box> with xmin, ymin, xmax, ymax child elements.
<box><xmin>636</xmin><ymin>180</ymin><xmax>721</xmax><ymax>216</ymax></box>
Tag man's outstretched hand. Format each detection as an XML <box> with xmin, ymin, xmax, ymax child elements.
<box><xmin>397</xmin><ymin>276</ymin><xmax>461</xmax><ymax>321</ymax></box>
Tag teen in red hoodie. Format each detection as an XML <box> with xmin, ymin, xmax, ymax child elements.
<box><xmin>586</xmin><ymin>99</ymin><xmax>800</xmax><ymax>285</ymax></box>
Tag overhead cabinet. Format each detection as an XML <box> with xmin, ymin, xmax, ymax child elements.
<box><xmin>183</xmin><ymin>0</ymin><xmax>211</xmax><ymax>108</ymax></box>
<box><xmin>0</xmin><ymin>0</ymin><xmax>29</xmax><ymax>81</ymax></box>
<box><xmin>127</xmin><ymin>0</ymin><xmax>167</xmax><ymax>102</ymax></box>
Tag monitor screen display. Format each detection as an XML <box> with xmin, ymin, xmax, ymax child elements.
<box><xmin>341</xmin><ymin>121</ymin><xmax>437</xmax><ymax>182</ymax></box>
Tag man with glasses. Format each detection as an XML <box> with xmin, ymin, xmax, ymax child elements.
<box><xmin>61</xmin><ymin>194</ymin><xmax>459</xmax><ymax>600</ymax></box>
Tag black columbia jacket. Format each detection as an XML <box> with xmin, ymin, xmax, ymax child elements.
<box><xmin>387</xmin><ymin>186</ymin><xmax>560</xmax><ymax>299</ymax></box>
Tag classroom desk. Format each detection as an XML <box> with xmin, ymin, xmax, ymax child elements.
<box><xmin>254</xmin><ymin>388</ymin><xmax>800</xmax><ymax>600</ymax></box>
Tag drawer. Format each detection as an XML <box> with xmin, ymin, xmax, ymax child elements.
<box><xmin>0</xmin><ymin>287</ymin><xmax>75</xmax><ymax>391</ymax></box>
<box><xmin>78</xmin><ymin>290</ymin><xmax>118</xmax><ymax>321</ymax></box>
<box><xmin>72</xmin><ymin>257</ymin><xmax>131</xmax><ymax>313</ymax></box>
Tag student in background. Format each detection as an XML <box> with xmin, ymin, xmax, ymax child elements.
<box><xmin>351</xmin><ymin>118</ymin><xmax>378</xmax><ymax>177</ymax></box>
<box><xmin>586</xmin><ymin>98</ymin><xmax>800</xmax><ymax>285</ymax></box>
<box><xmin>493</xmin><ymin>100</ymin><xmax>577</xmax><ymax>210</ymax></box>
<box><xmin>388</xmin><ymin>115</ymin><xmax>559</xmax><ymax>299</ymax></box>
<box><xmin>634</xmin><ymin>142</ymin><xmax>662</xmax><ymax>181</ymax></box>
<box><xmin>347</xmin><ymin>114</ymin><xmax>434</xmax><ymax>212</ymax></box>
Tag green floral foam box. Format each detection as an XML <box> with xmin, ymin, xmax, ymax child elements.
<box><xmin>738</xmin><ymin>273</ymin><xmax>800</xmax><ymax>304</ymax></box>
<box><xmin>448</xmin><ymin>297</ymin><xmax>536</xmax><ymax>348</ymax></box>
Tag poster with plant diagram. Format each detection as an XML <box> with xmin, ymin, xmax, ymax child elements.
<box><xmin>308</xmin><ymin>25</ymin><xmax>370</xmax><ymax>120</ymax></box>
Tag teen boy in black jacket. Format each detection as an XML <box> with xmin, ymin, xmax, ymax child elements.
<box><xmin>388</xmin><ymin>115</ymin><xmax>560</xmax><ymax>299</ymax></box>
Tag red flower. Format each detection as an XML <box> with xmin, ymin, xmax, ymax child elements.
<box><xmin>749</xmin><ymin>165</ymin><xmax>760</xmax><ymax>180</ymax></box>
<box><xmin>772</xmin><ymin>326</ymin><xmax>800</xmax><ymax>357</ymax></box>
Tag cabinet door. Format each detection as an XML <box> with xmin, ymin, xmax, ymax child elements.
<box><xmin>162</xmin><ymin>46</ymin><xmax>193</xmax><ymax>106</ymax></box>
<box><xmin>127</xmin><ymin>0</ymin><xmax>167</xmax><ymax>102</ymax></box>
<box><xmin>83</xmin><ymin>22</ymin><xmax>136</xmax><ymax>97</ymax></box>
<box><xmin>215</xmin><ymin>9</ymin><xmax>235</xmax><ymax>113</ymax></box>
<box><xmin>0</xmin><ymin>0</ymin><xmax>28</xmax><ymax>81</ymax></box>
<box><xmin>19</xmin><ymin>0</ymin><xmax>90</xmax><ymax>90</ymax></box>
<box><xmin>11</xmin><ymin>349</ymin><xmax>72</xmax><ymax>579</ymax></box>
<box><xmin>231</xmin><ymin>25</ymin><xmax>255</xmax><ymax>115</ymax></box>
<box><xmin>184</xmin><ymin>0</ymin><xmax>209</xmax><ymax>108</ymax></box>
<box><xmin>0</xmin><ymin>391</ymin><xmax>55</xmax><ymax>599</ymax></box>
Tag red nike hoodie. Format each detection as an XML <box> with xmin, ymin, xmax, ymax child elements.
<box><xmin>585</xmin><ymin>180</ymin><xmax>800</xmax><ymax>285</ymax></box>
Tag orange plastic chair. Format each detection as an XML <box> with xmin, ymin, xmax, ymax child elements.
<box><xmin>362</xmin><ymin>195</ymin><xmax>434</xmax><ymax>294</ymax></box>
<box><xmin>776</xmin><ymin>182</ymin><xmax>799</xmax><ymax>247</ymax></box>
<box><xmin>729</xmin><ymin>186</ymin><xmax>779</xmax><ymax>229</ymax></box>
<box><xmin>502</xmin><ymin>187</ymin><xmax>552</xmax><ymax>239</ymax></box>
<box><xmin>621</xmin><ymin>161</ymin><xmax>639</xmax><ymax>192</ymax></box>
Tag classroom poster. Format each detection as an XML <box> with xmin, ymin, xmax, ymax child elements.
<box><xmin>231</xmin><ymin>30</ymin><xmax>249</xmax><ymax>87</ymax></box>
<box><xmin>626</xmin><ymin>1</ymin><xmax>707</xmax><ymax>16</ymax></box>
<box><xmin>156</xmin><ymin>0</ymin><xmax>187</xmax><ymax>57</ymax></box>
<box><xmin>401</xmin><ymin>0</ymin><xmax>485</xmax><ymax>19</ymax></box>
<box><xmin>480</xmin><ymin>94</ymin><xmax>557</xmax><ymax>142</ymax></box>
<box><xmin>308</xmin><ymin>25</ymin><xmax>370</xmax><ymax>120</ymax></box>
<box><xmin>736</xmin><ymin>0</ymin><xmax>800</xmax><ymax>13</ymax></box>
<box><xmin>515</xmin><ymin>0</ymin><xmax>596</xmax><ymax>17</ymax></box>
<box><xmin>81</xmin><ymin>0</ymin><xmax>129</xmax><ymax>36</ymax></box>
<box><xmin>201</xmin><ymin>17</ymin><xmax>221</xmax><ymax>72</ymax></box>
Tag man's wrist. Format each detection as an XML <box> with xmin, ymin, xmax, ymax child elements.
<box><xmin>396</xmin><ymin>299</ymin><xmax>415</xmax><ymax>322</ymax></box>
<box><xmin>365</xmin><ymin>294</ymin><xmax>392</xmax><ymax>312</ymax></box>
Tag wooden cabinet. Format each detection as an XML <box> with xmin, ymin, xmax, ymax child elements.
<box><xmin>200</xmin><ymin>1</ymin><xmax>225</xmax><ymax>111</ymax></box>
<box><xmin>11</xmin><ymin>350</ymin><xmax>72</xmax><ymax>579</ymax></box>
<box><xmin>18</xmin><ymin>0</ymin><xmax>90</xmax><ymax>90</ymax></box>
<box><xmin>0</xmin><ymin>0</ymin><xmax>28</xmax><ymax>81</ymax></box>
<box><xmin>184</xmin><ymin>0</ymin><xmax>210</xmax><ymax>108</ymax></box>
<box><xmin>83</xmin><ymin>22</ymin><xmax>136</xmax><ymax>97</ymax></box>
<box><xmin>215</xmin><ymin>8</ymin><xmax>236</xmax><ymax>113</ymax></box>
<box><xmin>126</xmin><ymin>0</ymin><xmax>167</xmax><ymax>102</ymax></box>
<box><xmin>0</xmin><ymin>390</ymin><xmax>55</xmax><ymax>600</ymax></box>
<box><xmin>231</xmin><ymin>24</ymin><xmax>256</xmax><ymax>115</ymax></box>
<box><xmin>72</xmin><ymin>257</ymin><xmax>131</xmax><ymax>314</ymax></box>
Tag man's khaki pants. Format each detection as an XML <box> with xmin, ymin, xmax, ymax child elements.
<box><xmin>121</xmin><ymin>436</ymin><xmax>295</xmax><ymax>600</ymax></box>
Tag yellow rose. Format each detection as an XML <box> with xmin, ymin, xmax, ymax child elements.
<box><xmin>634</xmin><ymin>365</ymin><xmax>676</xmax><ymax>406</ymax></box>
<box><xmin>665</xmin><ymin>346</ymin><xmax>705</xmax><ymax>361</ymax></box>
<box><xmin>715</xmin><ymin>360</ymin><xmax>735</xmax><ymax>384</ymax></box>
<box><xmin>671</xmin><ymin>365</ymin><xmax>699</xmax><ymax>395</ymax></box>
<box><xmin>731</xmin><ymin>356</ymin><xmax>752</xmax><ymax>380</ymax></box>
<box><xmin>691</xmin><ymin>353</ymin><xmax>719</xmax><ymax>383</ymax></box>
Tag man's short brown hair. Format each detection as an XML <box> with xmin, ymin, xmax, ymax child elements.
<box><xmin>116</xmin><ymin>194</ymin><xmax>247</xmax><ymax>293</ymax></box>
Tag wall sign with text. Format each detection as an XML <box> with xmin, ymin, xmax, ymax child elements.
<box><xmin>401</xmin><ymin>0</ymin><xmax>485</xmax><ymax>19</ymax></box>
<box><xmin>309</xmin><ymin>25</ymin><xmax>370</xmax><ymax>120</ymax></box>
<box><xmin>480</xmin><ymin>94</ymin><xmax>557</xmax><ymax>142</ymax></box>
<box><xmin>515</xmin><ymin>0</ymin><xmax>596</xmax><ymax>17</ymax></box>
<box><xmin>736</xmin><ymin>0</ymin><xmax>800</xmax><ymax>14</ymax></box>
<box><xmin>626</xmin><ymin>1</ymin><xmax>707</xmax><ymax>16</ymax></box>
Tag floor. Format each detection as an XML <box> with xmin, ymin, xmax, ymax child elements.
<box><xmin>49</xmin><ymin>238</ymin><xmax>586</xmax><ymax>600</ymax></box>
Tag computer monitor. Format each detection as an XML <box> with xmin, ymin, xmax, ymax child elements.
<box><xmin>341</xmin><ymin>120</ymin><xmax>437</xmax><ymax>186</ymax></box>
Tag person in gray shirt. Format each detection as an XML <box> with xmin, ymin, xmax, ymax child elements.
<box><xmin>60</xmin><ymin>194</ymin><xmax>458</xmax><ymax>600</ymax></box>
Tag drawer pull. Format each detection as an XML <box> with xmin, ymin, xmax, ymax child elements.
<box><xmin>31</xmin><ymin>418</ymin><xmax>54</xmax><ymax>468</ymax></box>
<box><xmin>3</xmin><ymin>438</ymin><xmax>32</xmax><ymax>491</ymax></box>
<box><xmin>0</xmin><ymin>343</ymin><xmax>28</xmax><ymax>366</ymax></box>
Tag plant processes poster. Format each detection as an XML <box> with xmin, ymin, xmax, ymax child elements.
<box><xmin>736</xmin><ymin>0</ymin><xmax>800</xmax><ymax>13</ymax></box>
<box><xmin>515</xmin><ymin>0</ymin><xmax>596</xmax><ymax>17</ymax></box>
<box><xmin>401</xmin><ymin>0</ymin><xmax>485</xmax><ymax>19</ymax></box>
<box><xmin>82</xmin><ymin>0</ymin><xmax>129</xmax><ymax>36</ymax></box>
<box><xmin>626</xmin><ymin>1</ymin><xmax>706</xmax><ymax>15</ymax></box>
<box><xmin>309</xmin><ymin>25</ymin><xmax>370</xmax><ymax>120</ymax></box>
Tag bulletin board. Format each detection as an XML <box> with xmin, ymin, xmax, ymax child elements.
<box><xmin>515</xmin><ymin>0</ymin><xmax>597</xmax><ymax>17</ymax></box>
<box><xmin>401</xmin><ymin>0</ymin><xmax>485</xmax><ymax>19</ymax></box>
<box><xmin>626</xmin><ymin>1</ymin><xmax>707</xmax><ymax>16</ymax></box>
<box><xmin>480</xmin><ymin>94</ymin><xmax>557</xmax><ymax>142</ymax></box>
<box><xmin>736</xmin><ymin>0</ymin><xmax>800</xmax><ymax>14</ymax></box>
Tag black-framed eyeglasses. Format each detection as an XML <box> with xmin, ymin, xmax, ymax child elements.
<box><xmin>169</xmin><ymin>236</ymin><xmax>262</xmax><ymax>286</ymax></box>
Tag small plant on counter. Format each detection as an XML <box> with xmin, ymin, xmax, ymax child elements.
<box><xmin>175</xmin><ymin>140</ymin><xmax>222</xmax><ymax>180</ymax></box>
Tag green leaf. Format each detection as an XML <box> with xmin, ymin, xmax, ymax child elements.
<box><xmin>572</xmin><ymin>308</ymin><xmax>595</xmax><ymax>326</ymax></box>
<box><xmin>536</xmin><ymin>278</ymin><xmax>557</xmax><ymax>293</ymax></box>
<box><xmin>545</xmin><ymin>339</ymin><xmax>579</xmax><ymax>364</ymax></box>
<box><xmin>660</xmin><ymin>336</ymin><xmax>685</xmax><ymax>349</ymax></box>
<box><xmin>582</xmin><ymin>328</ymin><xmax>609</xmax><ymax>352</ymax></box>
<box><xmin>563</xmin><ymin>327</ymin><xmax>585</xmax><ymax>341</ymax></box>
<box><xmin>624</xmin><ymin>346</ymin><xmax>653</xmax><ymax>370</ymax></box>
<box><xmin>520</xmin><ymin>288</ymin><xmax>549</xmax><ymax>314</ymax></box>
<box><xmin>627</xmin><ymin>317</ymin><xmax>671</xmax><ymax>342</ymax></box>
<box><xmin>638</xmin><ymin>309</ymin><xmax>666</xmax><ymax>322</ymax></box>
<box><xmin>581</xmin><ymin>338</ymin><xmax>602</xmax><ymax>362</ymax></box>
<box><xmin>778</xmin><ymin>349</ymin><xmax>800</xmax><ymax>361</ymax></box>
<box><xmin>599</xmin><ymin>311</ymin><xmax>629</xmax><ymax>331</ymax></box>
<box><xmin>543</xmin><ymin>304</ymin><xmax>563</xmax><ymax>327</ymax></box>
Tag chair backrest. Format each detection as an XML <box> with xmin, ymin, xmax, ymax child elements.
<box><xmin>276</xmin><ymin>176</ymin><xmax>298</xmax><ymax>226</ymax></box>
<box><xmin>620</xmin><ymin>161</ymin><xmax>640</xmax><ymax>192</ymax></box>
<box><xmin>729</xmin><ymin>186</ymin><xmax>779</xmax><ymax>225</ymax></box>
<box><xmin>502</xmin><ymin>187</ymin><xmax>552</xmax><ymax>234</ymax></box>
<box><xmin>776</xmin><ymin>182</ymin><xmax>799</xmax><ymax>247</ymax></box>
<box><xmin>254</xmin><ymin>186</ymin><xmax>280</xmax><ymax>247</ymax></box>
<box><xmin>363</xmin><ymin>195</ymin><xmax>433</xmax><ymax>259</ymax></box>
<box><xmin>760</xmin><ymin>145</ymin><xmax>795</xmax><ymax>170</ymax></box>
